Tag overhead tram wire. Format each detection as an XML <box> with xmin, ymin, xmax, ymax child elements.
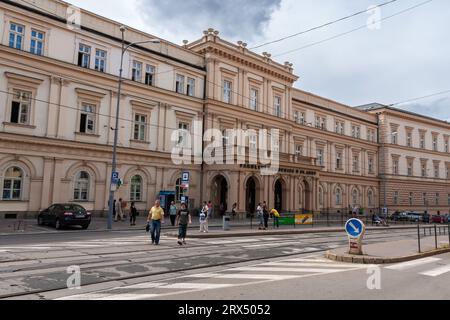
<box><xmin>272</xmin><ymin>0</ymin><xmax>434</xmax><ymax>58</ymax></box>
<box><xmin>250</xmin><ymin>0</ymin><xmax>399</xmax><ymax>50</ymax></box>
<box><xmin>389</xmin><ymin>89</ymin><xmax>450</xmax><ymax>107</ymax></box>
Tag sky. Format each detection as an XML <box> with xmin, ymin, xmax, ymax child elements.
<box><xmin>68</xmin><ymin>0</ymin><xmax>450</xmax><ymax>121</ymax></box>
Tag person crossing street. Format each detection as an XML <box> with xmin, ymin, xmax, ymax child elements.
<box><xmin>176</xmin><ymin>202</ymin><xmax>192</xmax><ymax>245</ymax></box>
<box><xmin>147</xmin><ymin>200</ymin><xmax>165</xmax><ymax>245</ymax></box>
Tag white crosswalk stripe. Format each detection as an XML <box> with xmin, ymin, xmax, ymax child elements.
<box><xmin>385</xmin><ymin>258</ymin><xmax>442</xmax><ymax>271</ymax></box>
<box><xmin>54</xmin><ymin>256</ymin><xmax>366</xmax><ymax>300</ymax></box>
<box><xmin>419</xmin><ymin>264</ymin><xmax>450</xmax><ymax>277</ymax></box>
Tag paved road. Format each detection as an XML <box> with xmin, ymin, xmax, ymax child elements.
<box><xmin>0</xmin><ymin>228</ymin><xmax>440</xmax><ymax>300</ymax></box>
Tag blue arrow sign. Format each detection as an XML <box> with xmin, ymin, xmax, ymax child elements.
<box><xmin>112</xmin><ymin>172</ymin><xmax>119</xmax><ymax>184</ymax></box>
<box><xmin>345</xmin><ymin>218</ymin><xmax>364</xmax><ymax>238</ymax></box>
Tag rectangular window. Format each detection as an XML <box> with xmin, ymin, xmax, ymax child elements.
<box><xmin>445</xmin><ymin>139</ymin><xmax>449</xmax><ymax>153</ymax></box>
<box><xmin>316</xmin><ymin>116</ymin><xmax>326</xmax><ymax>130</ymax></box>
<box><xmin>433</xmin><ymin>136</ymin><xmax>438</xmax><ymax>151</ymax></box>
<box><xmin>394</xmin><ymin>192</ymin><xmax>399</xmax><ymax>205</ymax></box>
<box><xmin>369</xmin><ymin>158</ymin><xmax>374</xmax><ymax>174</ymax></box>
<box><xmin>94</xmin><ymin>49</ymin><xmax>107</xmax><ymax>72</ymax></box>
<box><xmin>145</xmin><ymin>65</ymin><xmax>155</xmax><ymax>86</ymax></box>
<box><xmin>392</xmin><ymin>131</ymin><xmax>398</xmax><ymax>144</ymax></box>
<box><xmin>295</xmin><ymin>111</ymin><xmax>306</xmax><ymax>125</ymax></box>
<box><xmin>434</xmin><ymin>165</ymin><xmax>440</xmax><ymax>178</ymax></box>
<box><xmin>178</xmin><ymin>122</ymin><xmax>189</xmax><ymax>146</ymax></box>
<box><xmin>250</xmin><ymin>89</ymin><xmax>258</xmax><ymax>111</ymax></box>
<box><xmin>407</xmin><ymin>161</ymin><xmax>413</xmax><ymax>177</ymax></box>
<box><xmin>78</xmin><ymin>44</ymin><xmax>91</xmax><ymax>68</ymax></box>
<box><xmin>409</xmin><ymin>192</ymin><xmax>414</xmax><ymax>206</ymax></box>
<box><xmin>422</xmin><ymin>164</ymin><xmax>427</xmax><ymax>177</ymax></box>
<box><xmin>353</xmin><ymin>156</ymin><xmax>359</xmax><ymax>172</ymax></box>
<box><xmin>336</xmin><ymin>121</ymin><xmax>344</xmax><ymax>135</ymax></box>
<box><xmin>317</xmin><ymin>149</ymin><xmax>324</xmax><ymax>166</ymax></box>
<box><xmin>393</xmin><ymin>160</ymin><xmax>399</xmax><ymax>175</ymax></box>
<box><xmin>352</xmin><ymin>125</ymin><xmax>361</xmax><ymax>138</ymax></box>
<box><xmin>274</xmin><ymin>96</ymin><xmax>282</xmax><ymax>117</ymax></box>
<box><xmin>223</xmin><ymin>80</ymin><xmax>232</xmax><ymax>103</ymax></box>
<box><xmin>423</xmin><ymin>193</ymin><xmax>428</xmax><ymax>206</ymax></box>
<box><xmin>176</xmin><ymin>74</ymin><xmax>185</xmax><ymax>94</ymax></box>
<box><xmin>407</xmin><ymin>132</ymin><xmax>412</xmax><ymax>147</ymax></box>
<box><xmin>11</xmin><ymin>89</ymin><xmax>31</xmax><ymax>125</ymax></box>
<box><xmin>249</xmin><ymin>135</ymin><xmax>257</xmax><ymax>150</ymax></box>
<box><xmin>134</xmin><ymin>114</ymin><xmax>147</xmax><ymax>141</ymax></box>
<box><xmin>435</xmin><ymin>193</ymin><xmax>440</xmax><ymax>206</ymax></box>
<box><xmin>295</xmin><ymin>145</ymin><xmax>303</xmax><ymax>157</ymax></box>
<box><xmin>447</xmin><ymin>167</ymin><xmax>450</xmax><ymax>179</ymax></box>
<box><xmin>420</xmin><ymin>134</ymin><xmax>426</xmax><ymax>149</ymax></box>
<box><xmin>80</xmin><ymin>103</ymin><xmax>96</xmax><ymax>134</ymax></box>
<box><xmin>336</xmin><ymin>152</ymin><xmax>342</xmax><ymax>170</ymax></box>
<box><xmin>187</xmin><ymin>78</ymin><xmax>195</xmax><ymax>96</ymax></box>
<box><xmin>9</xmin><ymin>23</ymin><xmax>24</xmax><ymax>50</ymax></box>
<box><xmin>30</xmin><ymin>29</ymin><xmax>45</xmax><ymax>55</ymax></box>
<box><xmin>132</xmin><ymin>61</ymin><xmax>142</xmax><ymax>82</ymax></box>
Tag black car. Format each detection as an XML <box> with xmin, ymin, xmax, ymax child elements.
<box><xmin>38</xmin><ymin>204</ymin><xmax>91</xmax><ymax>230</ymax></box>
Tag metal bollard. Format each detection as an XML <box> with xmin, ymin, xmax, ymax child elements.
<box><xmin>418</xmin><ymin>224</ymin><xmax>421</xmax><ymax>253</ymax></box>
<box><xmin>435</xmin><ymin>225</ymin><xmax>438</xmax><ymax>250</ymax></box>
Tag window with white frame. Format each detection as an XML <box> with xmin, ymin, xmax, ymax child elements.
<box><xmin>394</xmin><ymin>191</ymin><xmax>399</xmax><ymax>205</ymax></box>
<box><xmin>178</xmin><ymin>122</ymin><xmax>190</xmax><ymax>147</ymax></box>
<box><xmin>316</xmin><ymin>116</ymin><xmax>326</xmax><ymax>130</ymax></box>
<box><xmin>445</xmin><ymin>138</ymin><xmax>449</xmax><ymax>153</ymax></box>
<box><xmin>335</xmin><ymin>121</ymin><xmax>344</xmax><ymax>135</ymax></box>
<box><xmin>407</xmin><ymin>160</ymin><xmax>414</xmax><ymax>176</ymax></box>
<box><xmin>176</xmin><ymin>74</ymin><xmax>185</xmax><ymax>94</ymax></box>
<box><xmin>130</xmin><ymin>175</ymin><xmax>142</xmax><ymax>201</ymax></box>
<box><xmin>187</xmin><ymin>78</ymin><xmax>195</xmax><ymax>96</ymax></box>
<box><xmin>432</xmin><ymin>135</ymin><xmax>438</xmax><ymax>151</ymax></box>
<box><xmin>274</xmin><ymin>96</ymin><xmax>282</xmax><ymax>117</ymax></box>
<box><xmin>434</xmin><ymin>164</ymin><xmax>440</xmax><ymax>178</ymax></box>
<box><xmin>369</xmin><ymin>158</ymin><xmax>374</xmax><ymax>174</ymax></box>
<box><xmin>95</xmin><ymin>49</ymin><xmax>107</xmax><ymax>72</ymax></box>
<box><xmin>406</xmin><ymin>131</ymin><xmax>413</xmax><ymax>147</ymax></box>
<box><xmin>145</xmin><ymin>64</ymin><xmax>155</xmax><ymax>86</ymax></box>
<box><xmin>30</xmin><ymin>29</ymin><xmax>45</xmax><ymax>55</ymax></box>
<box><xmin>222</xmin><ymin>129</ymin><xmax>230</xmax><ymax>147</ymax></box>
<box><xmin>132</xmin><ymin>61</ymin><xmax>143</xmax><ymax>82</ymax></box>
<box><xmin>249</xmin><ymin>134</ymin><xmax>257</xmax><ymax>150</ymax></box>
<box><xmin>10</xmin><ymin>89</ymin><xmax>31</xmax><ymax>125</ymax></box>
<box><xmin>393</xmin><ymin>159</ymin><xmax>399</xmax><ymax>175</ymax></box>
<box><xmin>79</xmin><ymin>103</ymin><xmax>96</xmax><ymax>134</ymax></box>
<box><xmin>352</xmin><ymin>189</ymin><xmax>359</xmax><ymax>206</ymax></box>
<box><xmin>133</xmin><ymin>114</ymin><xmax>147</xmax><ymax>141</ymax></box>
<box><xmin>295</xmin><ymin>144</ymin><xmax>303</xmax><ymax>157</ymax></box>
<box><xmin>250</xmin><ymin>89</ymin><xmax>258</xmax><ymax>111</ymax></box>
<box><xmin>78</xmin><ymin>44</ymin><xmax>91</xmax><ymax>68</ymax></box>
<box><xmin>391</xmin><ymin>130</ymin><xmax>398</xmax><ymax>144</ymax></box>
<box><xmin>367</xmin><ymin>129</ymin><xmax>375</xmax><ymax>142</ymax></box>
<box><xmin>9</xmin><ymin>23</ymin><xmax>24</xmax><ymax>50</ymax></box>
<box><xmin>2</xmin><ymin>167</ymin><xmax>23</xmax><ymax>200</ymax></box>
<box><xmin>420</xmin><ymin>133</ymin><xmax>426</xmax><ymax>149</ymax></box>
<box><xmin>223</xmin><ymin>80</ymin><xmax>232</xmax><ymax>103</ymax></box>
<box><xmin>74</xmin><ymin>171</ymin><xmax>89</xmax><ymax>201</ymax></box>
<box><xmin>294</xmin><ymin>111</ymin><xmax>306</xmax><ymax>125</ymax></box>
<box><xmin>409</xmin><ymin>192</ymin><xmax>414</xmax><ymax>206</ymax></box>
<box><xmin>421</xmin><ymin>163</ymin><xmax>427</xmax><ymax>177</ymax></box>
<box><xmin>352</xmin><ymin>125</ymin><xmax>361</xmax><ymax>139</ymax></box>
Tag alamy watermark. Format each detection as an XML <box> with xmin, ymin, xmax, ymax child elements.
<box><xmin>367</xmin><ymin>5</ymin><xmax>382</xmax><ymax>30</ymax></box>
<box><xmin>171</xmin><ymin>121</ymin><xmax>280</xmax><ymax>175</ymax></box>
<box><xmin>66</xmin><ymin>265</ymin><xmax>81</xmax><ymax>290</ymax></box>
<box><xmin>66</xmin><ymin>5</ymin><xmax>81</xmax><ymax>30</ymax></box>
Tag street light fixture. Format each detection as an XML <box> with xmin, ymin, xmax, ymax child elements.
<box><xmin>107</xmin><ymin>26</ymin><xmax>160</xmax><ymax>230</ymax></box>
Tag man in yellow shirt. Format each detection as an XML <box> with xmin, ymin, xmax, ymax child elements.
<box><xmin>271</xmin><ymin>209</ymin><xmax>280</xmax><ymax>229</ymax></box>
<box><xmin>147</xmin><ymin>200</ymin><xmax>165</xmax><ymax>245</ymax></box>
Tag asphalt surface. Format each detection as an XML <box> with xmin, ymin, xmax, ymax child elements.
<box><xmin>0</xmin><ymin>228</ymin><xmax>442</xmax><ymax>300</ymax></box>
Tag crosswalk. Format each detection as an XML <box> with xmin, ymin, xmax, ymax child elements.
<box><xmin>385</xmin><ymin>257</ymin><xmax>450</xmax><ymax>277</ymax></box>
<box><xmin>56</xmin><ymin>256</ymin><xmax>367</xmax><ymax>300</ymax></box>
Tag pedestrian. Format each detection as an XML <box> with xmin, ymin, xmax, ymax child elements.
<box><xmin>231</xmin><ymin>203</ymin><xmax>237</xmax><ymax>219</ymax></box>
<box><xmin>207</xmin><ymin>201</ymin><xmax>213</xmax><ymax>219</ymax></box>
<box><xmin>271</xmin><ymin>208</ymin><xmax>280</xmax><ymax>229</ymax></box>
<box><xmin>147</xmin><ymin>200</ymin><xmax>165</xmax><ymax>245</ymax></box>
<box><xmin>256</xmin><ymin>203</ymin><xmax>264</xmax><ymax>230</ymax></box>
<box><xmin>130</xmin><ymin>202</ymin><xmax>138</xmax><ymax>226</ymax></box>
<box><xmin>263</xmin><ymin>206</ymin><xmax>270</xmax><ymax>230</ymax></box>
<box><xmin>176</xmin><ymin>202</ymin><xmax>192</xmax><ymax>245</ymax></box>
<box><xmin>115</xmin><ymin>199</ymin><xmax>123</xmax><ymax>221</ymax></box>
<box><xmin>200</xmin><ymin>202</ymin><xmax>209</xmax><ymax>233</ymax></box>
<box><xmin>121</xmin><ymin>199</ymin><xmax>128</xmax><ymax>219</ymax></box>
<box><xmin>112</xmin><ymin>199</ymin><xmax>117</xmax><ymax>221</ymax></box>
<box><xmin>169</xmin><ymin>201</ymin><xmax>177</xmax><ymax>227</ymax></box>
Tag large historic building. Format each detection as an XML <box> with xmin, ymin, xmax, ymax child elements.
<box><xmin>0</xmin><ymin>0</ymin><xmax>447</xmax><ymax>218</ymax></box>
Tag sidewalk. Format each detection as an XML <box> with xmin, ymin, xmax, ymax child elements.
<box><xmin>327</xmin><ymin>236</ymin><xmax>450</xmax><ymax>264</ymax></box>
<box><xmin>0</xmin><ymin>215</ymin><xmax>419</xmax><ymax>236</ymax></box>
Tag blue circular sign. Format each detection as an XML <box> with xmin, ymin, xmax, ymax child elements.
<box><xmin>345</xmin><ymin>219</ymin><xmax>365</xmax><ymax>238</ymax></box>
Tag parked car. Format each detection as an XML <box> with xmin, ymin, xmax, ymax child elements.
<box><xmin>432</xmin><ymin>214</ymin><xmax>448</xmax><ymax>224</ymax></box>
<box><xmin>390</xmin><ymin>212</ymin><xmax>408</xmax><ymax>222</ymax></box>
<box><xmin>38</xmin><ymin>204</ymin><xmax>91</xmax><ymax>230</ymax></box>
<box><xmin>405</xmin><ymin>212</ymin><xmax>424</xmax><ymax>223</ymax></box>
<box><xmin>422</xmin><ymin>212</ymin><xmax>431</xmax><ymax>224</ymax></box>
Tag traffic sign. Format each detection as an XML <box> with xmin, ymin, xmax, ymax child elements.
<box><xmin>112</xmin><ymin>172</ymin><xmax>119</xmax><ymax>184</ymax></box>
<box><xmin>181</xmin><ymin>171</ymin><xmax>190</xmax><ymax>189</ymax></box>
<box><xmin>345</xmin><ymin>218</ymin><xmax>365</xmax><ymax>238</ymax></box>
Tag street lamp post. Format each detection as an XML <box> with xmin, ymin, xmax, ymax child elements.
<box><xmin>107</xmin><ymin>26</ymin><xmax>160</xmax><ymax>230</ymax></box>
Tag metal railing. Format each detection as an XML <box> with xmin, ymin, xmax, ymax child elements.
<box><xmin>417</xmin><ymin>224</ymin><xmax>450</xmax><ymax>253</ymax></box>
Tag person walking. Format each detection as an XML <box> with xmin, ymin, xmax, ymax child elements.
<box><xmin>176</xmin><ymin>202</ymin><xmax>192</xmax><ymax>245</ymax></box>
<box><xmin>169</xmin><ymin>201</ymin><xmax>177</xmax><ymax>227</ymax></box>
<box><xmin>256</xmin><ymin>203</ymin><xmax>264</xmax><ymax>230</ymax></box>
<box><xmin>115</xmin><ymin>199</ymin><xmax>123</xmax><ymax>222</ymax></box>
<box><xmin>130</xmin><ymin>202</ymin><xmax>138</xmax><ymax>226</ymax></box>
<box><xmin>147</xmin><ymin>200</ymin><xmax>165</xmax><ymax>245</ymax></box>
<box><xmin>121</xmin><ymin>199</ymin><xmax>128</xmax><ymax>219</ymax></box>
<box><xmin>271</xmin><ymin>208</ymin><xmax>280</xmax><ymax>229</ymax></box>
<box><xmin>112</xmin><ymin>199</ymin><xmax>117</xmax><ymax>222</ymax></box>
<box><xmin>231</xmin><ymin>203</ymin><xmax>237</xmax><ymax>219</ymax></box>
<box><xmin>207</xmin><ymin>201</ymin><xmax>213</xmax><ymax>219</ymax></box>
<box><xmin>200</xmin><ymin>202</ymin><xmax>209</xmax><ymax>233</ymax></box>
<box><xmin>263</xmin><ymin>206</ymin><xmax>270</xmax><ymax>230</ymax></box>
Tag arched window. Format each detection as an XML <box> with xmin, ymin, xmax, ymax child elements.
<box><xmin>74</xmin><ymin>171</ymin><xmax>90</xmax><ymax>201</ymax></box>
<box><xmin>130</xmin><ymin>175</ymin><xmax>142</xmax><ymax>201</ymax></box>
<box><xmin>368</xmin><ymin>190</ymin><xmax>374</xmax><ymax>207</ymax></box>
<box><xmin>2</xmin><ymin>167</ymin><xmax>23</xmax><ymax>200</ymax></box>
<box><xmin>352</xmin><ymin>189</ymin><xmax>359</xmax><ymax>206</ymax></box>
<box><xmin>318</xmin><ymin>187</ymin><xmax>324</xmax><ymax>207</ymax></box>
<box><xmin>335</xmin><ymin>188</ymin><xmax>342</xmax><ymax>206</ymax></box>
<box><xmin>175</xmin><ymin>178</ymin><xmax>186</xmax><ymax>202</ymax></box>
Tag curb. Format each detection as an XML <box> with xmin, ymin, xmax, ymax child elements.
<box><xmin>326</xmin><ymin>247</ymin><xmax>450</xmax><ymax>264</ymax></box>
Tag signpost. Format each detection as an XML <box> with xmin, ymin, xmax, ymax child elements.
<box><xmin>181</xmin><ymin>171</ymin><xmax>190</xmax><ymax>189</ymax></box>
<box><xmin>345</xmin><ymin>218</ymin><xmax>366</xmax><ymax>255</ymax></box>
